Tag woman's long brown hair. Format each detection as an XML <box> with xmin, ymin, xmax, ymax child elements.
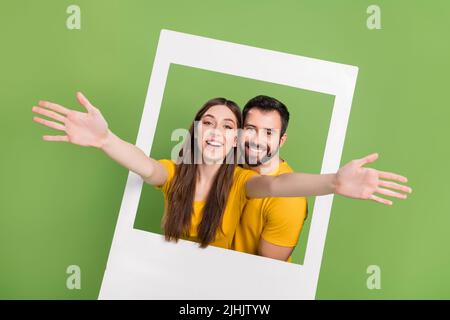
<box><xmin>163</xmin><ymin>98</ymin><xmax>242</xmax><ymax>248</ymax></box>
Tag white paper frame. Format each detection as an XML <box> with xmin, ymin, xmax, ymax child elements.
<box><xmin>98</xmin><ymin>29</ymin><xmax>358</xmax><ymax>300</ymax></box>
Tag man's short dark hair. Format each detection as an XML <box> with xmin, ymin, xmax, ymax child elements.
<box><xmin>242</xmin><ymin>95</ymin><xmax>290</xmax><ymax>136</ymax></box>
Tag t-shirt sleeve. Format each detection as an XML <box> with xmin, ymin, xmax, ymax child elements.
<box><xmin>234</xmin><ymin>167</ymin><xmax>259</xmax><ymax>205</ymax></box>
<box><xmin>154</xmin><ymin>159</ymin><xmax>176</xmax><ymax>196</ymax></box>
<box><xmin>261</xmin><ymin>196</ymin><xmax>308</xmax><ymax>247</ymax></box>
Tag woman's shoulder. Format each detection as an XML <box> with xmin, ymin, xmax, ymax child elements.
<box><xmin>154</xmin><ymin>158</ymin><xmax>181</xmax><ymax>194</ymax></box>
<box><xmin>158</xmin><ymin>158</ymin><xmax>176</xmax><ymax>167</ymax></box>
<box><xmin>233</xmin><ymin>165</ymin><xmax>259</xmax><ymax>182</ymax></box>
<box><xmin>157</xmin><ymin>159</ymin><xmax>177</xmax><ymax>182</ymax></box>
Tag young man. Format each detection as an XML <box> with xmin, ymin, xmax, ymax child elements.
<box><xmin>232</xmin><ymin>95</ymin><xmax>308</xmax><ymax>262</ymax></box>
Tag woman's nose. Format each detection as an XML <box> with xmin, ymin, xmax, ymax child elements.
<box><xmin>209</xmin><ymin>129</ymin><xmax>222</xmax><ymax>139</ymax></box>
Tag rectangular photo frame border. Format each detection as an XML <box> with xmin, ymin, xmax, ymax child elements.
<box><xmin>99</xmin><ymin>29</ymin><xmax>358</xmax><ymax>300</ymax></box>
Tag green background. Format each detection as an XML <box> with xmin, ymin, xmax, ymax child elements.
<box><xmin>134</xmin><ymin>63</ymin><xmax>334</xmax><ymax>267</ymax></box>
<box><xmin>1</xmin><ymin>0</ymin><xmax>449</xmax><ymax>299</ymax></box>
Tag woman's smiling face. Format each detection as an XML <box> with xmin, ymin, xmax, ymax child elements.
<box><xmin>196</xmin><ymin>104</ymin><xmax>238</xmax><ymax>164</ymax></box>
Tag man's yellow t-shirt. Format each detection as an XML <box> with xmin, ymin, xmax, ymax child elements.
<box><xmin>231</xmin><ymin>161</ymin><xmax>308</xmax><ymax>262</ymax></box>
<box><xmin>156</xmin><ymin>159</ymin><xmax>258</xmax><ymax>250</ymax></box>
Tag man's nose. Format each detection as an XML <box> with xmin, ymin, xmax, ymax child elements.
<box><xmin>247</xmin><ymin>135</ymin><xmax>260</xmax><ymax>147</ymax></box>
<box><xmin>257</xmin><ymin>130</ymin><xmax>267</xmax><ymax>142</ymax></box>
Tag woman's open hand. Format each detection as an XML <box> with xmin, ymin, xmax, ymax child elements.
<box><xmin>335</xmin><ymin>153</ymin><xmax>412</xmax><ymax>205</ymax></box>
<box><xmin>32</xmin><ymin>92</ymin><xmax>109</xmax><ymax>148</ymax></box>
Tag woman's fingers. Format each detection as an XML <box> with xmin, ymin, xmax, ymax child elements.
<box><xmin>43</xmin><ymin>135</ymin><xmax>69</xmax><ymax>142</ymax></box>
<box><xmin>32</xmin><ymin>106</ymin><xmax>66</xmax><ymax>124</ymax></box>
<box><xmin>38</xmin><ymin>100</ymin><xmax>70</xmax><ymax>116</ymax></box>
<box><xmin>378</xmin><ymin>170</ymin><xmax>408</xmax><ymax>183</ymax></box>
<box><xmin>379</xmin><ymin>179</ymin><xmax>412</xmax><ymax>194</ymax></box>
<box><xmin>33</xmin><ymin>116</ymin><xmax>66</xmax><ymax>131</ymax></box>
<box><xmin>76</xmin><ymin>91</ymin><xmax>96</xmax><ymax>113</ymax></box>
<box><xmin>369</xmin><ymin>194</ymin><xmax>393</xmax><ymax>205</ymax></box>
<box><xmin>376</xmin><ymin>187</ymin><xmax>408</xmax><ymax>199</ymax></box>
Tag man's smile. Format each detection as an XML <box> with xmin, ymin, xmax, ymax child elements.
<box><xmin>245</xmin><ymin>141</ymin><xmax>267</xmax><ymax>154</ymax></box>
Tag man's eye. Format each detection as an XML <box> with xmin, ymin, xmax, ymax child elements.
<box><xmin>224</xmin><ymin>125</ymin><xmax>233</xmax><ymax>130</ymax></box>
<box><xmin>266</xmin><ymin>130</ymin><xmax>272</xmax><ymax>136</ymax></box>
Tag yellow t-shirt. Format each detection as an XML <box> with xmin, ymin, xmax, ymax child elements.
<box><xmin>156</xmin><ymin>159</ymin><xmax>258</xmax><ymax>249</ymax></box>
<box><xmin>231</xmin><ymin>161</ymin><xmax>308</xmax><ymax>262</ymax></box>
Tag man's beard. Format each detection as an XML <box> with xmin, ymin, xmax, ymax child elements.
<box><xmin>244</xmin><ymin>141</ymin><xmax>279</xmax><ymax>167</ymax></box>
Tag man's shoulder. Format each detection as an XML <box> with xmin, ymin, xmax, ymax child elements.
<box><xmin>277</xmin><ymin>160</ymin><xmax>294</xmax><ymax>174</ymax></box>
<box><xmin>265</xmin><ymin>160</ymin><xmax>308</xmax><ymax>211</ymax></box>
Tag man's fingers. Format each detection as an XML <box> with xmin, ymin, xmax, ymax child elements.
<box><xmin>376</xmin><ymin>187</ymin><xmax>408</xmax><ymax>199</ymax></box>
<box><xmin>33</xmin><ymin>116</ymin><xmax>66</xmax><ymax>131</ymax></box>
<box><xmin>357</xmin><ymin>152</ymin><xmax>379</xmax><ymax>166</ymax></box>
<box><xmin>76</xmin><ymin>91</ymin><xmax>95</xmax><ymax>113</ymax></box>
<box><xmin>379</xmin><ymin>179</ymin><xmax>412</xmax><ymax>193</ymax></box>
<box><xmin>32</xmin><ymin>106</ymin><xmax>66</xmax><ymax>124</ymax></box>
<box><xmin>369</xmin><ymin>194</ymin><xmax>393</xmax><ymax>205</ymax></box>
<box><xmin>38</xmin><ymin>100</ymin><xmax>70</xmax><ymax>116</ymax></box>
<box><xmin>378</xmin><ymin>170</ymin><xmax>408</xmax><ymax>183</ymax></box>
<box><xmin>43</xmin><ymin>135</ymin><xmax>69</xmax><ymax>142</ymax></box>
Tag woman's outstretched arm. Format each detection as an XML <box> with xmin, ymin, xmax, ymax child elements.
<box><xmin>32</xmin><ymin>91</ymin><xmax>167</xmax><ymax>186</ymax></box>
<box><xmin>98</xmin><ymin>129</ymin><xmax>167</xmax><ymax>186</ymax></box>
<box><xmin>245</xmin><ymin>153</ymin><xmax>412</xmax><ymax>205</ymax></box>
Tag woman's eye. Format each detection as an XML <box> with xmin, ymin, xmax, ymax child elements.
<box><xmin>203</xmin><ymin>121</ymin><xmax>212</xmax><ymax>126</ymax></box>
<box><xmin>224</xmin><ymin>125</ymin><xmax>233</xmax><ymax>130</ymax></box>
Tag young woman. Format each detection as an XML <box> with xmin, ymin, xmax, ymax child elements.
<box><xmin>32</xmin><ymin>92</ymin><xmax>412</xmax><ymax>249</ymax></box>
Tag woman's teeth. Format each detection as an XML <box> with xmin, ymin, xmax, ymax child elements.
<box><xmin>206</xmin><ymin>140</ymin><xmax>223</xmax><ymax>147</ymax></box>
